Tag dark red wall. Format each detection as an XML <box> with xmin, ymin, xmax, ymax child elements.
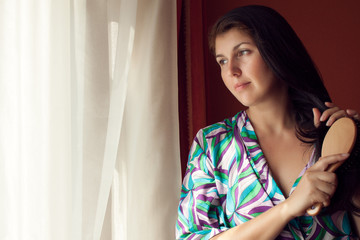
<box><xmin>202</xmin><ymin>0</ymin><xmax>360</xmax><ymax>125</ymax></box>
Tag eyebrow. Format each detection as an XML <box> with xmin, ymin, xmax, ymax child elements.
<box><xmin>215</xmin><ymin>42</ymin><xmax>251</xmax><ymax>58</ymax></box>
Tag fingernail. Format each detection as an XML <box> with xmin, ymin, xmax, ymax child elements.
<box><xmin>341</xmin><ymin>153</ymin><xmax>350</xmax><ymax>157</ymax></box>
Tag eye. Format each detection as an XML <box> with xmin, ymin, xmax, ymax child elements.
<box><xmin>217</xmin><ymin>58</ymin><xmax>228</xmax><ymax>66</ymax></box>
<box><xmin>237</xmin><ymin>49</ymin><xmax>250</xmax><ymax>57</ymax></box>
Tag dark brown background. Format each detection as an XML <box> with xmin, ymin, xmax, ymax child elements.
<box><xmin>177</xmin><ymin>0</ymin><xmax>360</xmax><ymax>176</ymax></box>
<box><xmin>203</xmin><ymin>0</ymin><xmax>360</xmax><ymax>124</ymax></box>
<box><xmin>204</xmin><ymin>0</ymin><xmax>360</xmax><ymax>123</ymax></box>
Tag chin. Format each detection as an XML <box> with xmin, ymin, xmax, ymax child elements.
<box><xmin>234</xmin><ymin>96</ymin><xmax>252</xmax><ymax>107</ymax></box>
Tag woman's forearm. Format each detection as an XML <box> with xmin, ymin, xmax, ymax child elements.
<box><xmin>210</xmin><ymin>201</ymin><xmax>294</xmax><ymax>240</ymax></box>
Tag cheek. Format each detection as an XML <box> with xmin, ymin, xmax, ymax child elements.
<box><xmin>249</xmin><ymin>61</ymin><xmax>273</xmax><ymax>85</ymax></box>
<box><xmin>221</xmin><ymin>72</ymin><xmax>232</xmax><ymax>89</ymax></box>
<box><xmin>250</xmin><ymin>58</ymin><xmax>264</xmax><ymax>71</ymax></box>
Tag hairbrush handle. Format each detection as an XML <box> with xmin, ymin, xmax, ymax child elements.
<box><xmin>306</xmin><ymin>117</ymin><xmax>357</xmax><ymax>217</ymax></box>
<box><xmin>307</xmin><ymin>203</ymin><xmax>323</xmax><ymax>216</ymax></box>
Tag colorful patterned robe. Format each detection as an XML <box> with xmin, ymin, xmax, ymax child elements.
<box><xmin>176</xmin><ymin>111</ymin><xmax>353</xmax><ymax>239</ymax></box>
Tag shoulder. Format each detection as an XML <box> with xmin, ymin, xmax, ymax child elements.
<box><xmin>184</xmin><ymin>111</ymin><xmax>250</xmax><ymax>186</ymax></box>
<box><xmin>192</xmin><ymin>111</ymin><xmax>247</xmax><ymax>153</ymax></box>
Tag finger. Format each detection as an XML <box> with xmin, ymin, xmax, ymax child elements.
<box><xmin>346</xmin><ymin>109</ymin><xmax>360</xmax><ymax>121</ymax></box>
<box><xmin>312</xmin><ymin>173</ymin><xmax>338</xmax><ymax>207</ymax></box>
<box><xmin>325</xmin><ymin>102</ymin><xmax>336</xmax><ymax>108</ymax></box>
<box><xmin>313</xmin><ymin>182</ymin><xmax>337</xmax><ymax>207</ymax></box>
<box><xmin>300</xmin><ymin>173</ymin><xmax>334</xmax><ymax>209</ymax></box>
<box><xmin>320</xmin><ymin>107</ymin><xmax>342</xmax><ymax>122</ymax></box>
<box><xmin>312</xmin><ymin>108</ymin><xmax>321</xmax><ymax>128</ymax></box>
<box><xmin>312</xmin><ymin>153</ymin><xmax>349</xmax><ymax>172</ymax></box>
<box><xmin>325</xmin><ymin>110</ymin><xmax>348</xmax><ymax>126</ymax></box>
<box><xmin>313</xmin><ymin>171</ymin><xmax>338</xmax><ymax>187</ymax></box>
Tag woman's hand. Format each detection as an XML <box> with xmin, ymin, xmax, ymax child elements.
<box><xmin>312</xmin><ymin>102</ymin><xmax>360</xmax><ymax>214</ymax></box>
<box><xmin>285</xmin><ymin>153</ymin><xmax>348</xmax><ymax>218</ymax></box>
<box><xmin>313</xmin><ymin>102</ymin><xmax>360</xmax><ymax>127</ymax></box>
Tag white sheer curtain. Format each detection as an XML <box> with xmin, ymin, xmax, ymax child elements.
<box><xmin>0</xmin><ymin>0</ymin><xmax>181</xmax><ymax>239</ymax></box>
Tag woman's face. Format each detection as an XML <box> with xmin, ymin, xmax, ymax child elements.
<box><xmin>215</xmin><ymin>28</ymin><xmax>285</xmax><ymax>108</ymax></box>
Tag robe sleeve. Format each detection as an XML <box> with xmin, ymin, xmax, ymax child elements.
<box><xmin>176</xmin><ymin>130</ymin><xmax>229</xmax><ymax>239</ymax></box>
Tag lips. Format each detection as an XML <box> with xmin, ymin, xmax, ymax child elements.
<box><xmin>234</xmin><ymin>82</ymin><xmax>250</xmax><ymax>91</ymax></box>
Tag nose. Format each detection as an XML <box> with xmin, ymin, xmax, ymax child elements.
<box><xmin>226</xmin><ymin>58</ymin><xmax>241</xmax><ymax>78</ymax></box>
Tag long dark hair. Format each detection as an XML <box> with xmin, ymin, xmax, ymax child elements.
<box><xmin>209</xmin><ymin>5</ymin><xmax>360</xmax><ymax>215</ymax></box>
<box><xmin>209</xmin><ymin>5</ymin><xmax>330</xmax><ymax>156</ymax></box>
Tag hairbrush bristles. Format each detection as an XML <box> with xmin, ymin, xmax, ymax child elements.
<box><xmin>325</xmin><ymin>118</ymin><xmax>360</xmax><ymax>215</ymax></box>
<box><xmin>337</xmin><ymin>119</ymin><xmax>360</xmax><ymax>173</ymax></box>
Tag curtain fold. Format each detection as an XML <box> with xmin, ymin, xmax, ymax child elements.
<box><xmin>0</xmin><ymin>0</ymin><xmax>180</xmax><ymax>239</ymax></box>
<box><xmin>177</xmin><ymin>0</ymin><xmax>207</xmax><ymax>177</ymax></box>
<box><xmin>0</xmin><ymin>1</ymin><xmax>75</xmax><ymax>239</ymax></box>
<box><xmin>93</xmin><ymin>0</ymin><xmax>138</xmax><ymax>238</ymax></box>
<box><xmin>113</xmin><ymin>0</ymin><xmax>181</xmax><ymax>238</ymax></box>
<box><xmin>70</xmin><ymin>1</ymin><xmax>86</xmax><ymax>238</ymax></box>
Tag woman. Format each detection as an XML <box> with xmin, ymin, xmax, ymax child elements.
<box><xmin>176</xmin><ymin>5</ymin><xmax>360</xmax><ymax>239</ymax></box>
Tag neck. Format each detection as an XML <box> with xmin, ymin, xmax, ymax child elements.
<box><xmin>246</xmin><ymin>91</ymin><xmax>295</xmax><ymax>136</ymax></box>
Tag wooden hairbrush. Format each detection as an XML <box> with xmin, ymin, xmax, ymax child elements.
<box><xmin>307</xmin><ymin>117</ymin><xmax>359</xmax><ymax>216</ymax></box>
